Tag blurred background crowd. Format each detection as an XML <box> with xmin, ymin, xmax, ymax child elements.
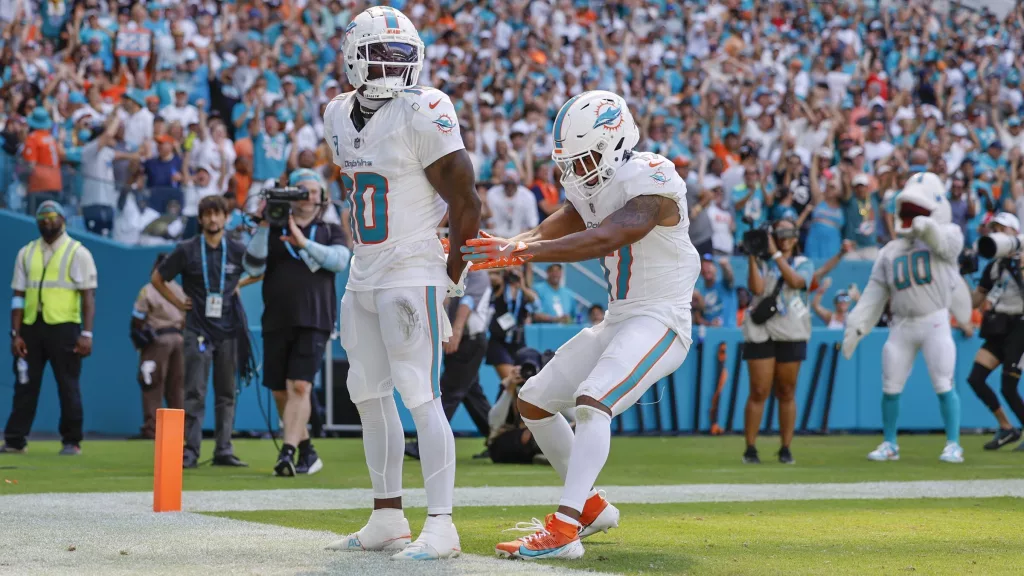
<box><xmin>0</xmin><ymin>0</ymin><xmax>1017</xmax><ymax>326</ymax></box>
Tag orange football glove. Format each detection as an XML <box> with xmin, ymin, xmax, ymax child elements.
<box><xmin>460</xmin><ymin>237</ymin><xmax>533</xmax><ymax>269</ymax></box>
<box><xmin>441</xmin><ymin>230</ymin><xmax>494</xmax><ymax>255</ymax></box>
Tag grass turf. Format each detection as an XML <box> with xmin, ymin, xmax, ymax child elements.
<box><xmin>213</xmin><ymin>498</ymin><xmax>1024</xmax><ymax>576</ymax></box>
<box><xmin>1</xmin><ymin>435</ymin><xmax>1022</xmax><ymax>494</ymax></box>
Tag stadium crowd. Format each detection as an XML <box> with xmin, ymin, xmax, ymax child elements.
<box><xmin>0</xmin><ymin>0</ymin><xmax>1018</xmax><ymax>320</ymax></box>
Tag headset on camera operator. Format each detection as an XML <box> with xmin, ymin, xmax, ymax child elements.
<box><xmin>243</xmin><ymin>168</ymin><xmax>351</xmax><ymax>476</ymax></box>
<box><xmin>967</xmin><ymin>212</ymin><xmax>1024</xmax><ymax>449</ymax></box>
<box><xmin>487</xmin><ymin>347</ymin><xmax>556</xmax><ymax>464</ymax></box>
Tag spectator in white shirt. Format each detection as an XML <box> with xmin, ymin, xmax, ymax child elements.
<box><xmin>81</xmin><ymin>116</ymin><xmax>138</xmax><ymax>237</ymax></box>
<box><xmin>486</xmin><ymin>170</ymin><xmax>539</xmax><ymax>239</ymax></box>
<box><xmin>160</xmin><ymin>87</ymin><xmax>199</xmax><ymax>128</ymax></box>
<box><xmin>122</xmin><ymin>89</ymin><xmax>154</xmax><ymax>156</ymax></box>
<box><xmin>706</xmin><ymin>186</ymin><xmax>735</xmax><ymax>255</ymax></box>
<box><xmin>863</xmin><ymin>121</ymin><xmax>895</xmax><ymax>170</ymax></box>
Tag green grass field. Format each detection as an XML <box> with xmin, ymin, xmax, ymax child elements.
<box><xmin>3</xmin><ymin>435</ymin><xmax>1023</xmax><ymax>575</ymax></box>
<box><xmin>2</xmin><ymin>435</ymin><xmax>1022</xmax><ymax>494</ymax></box>
<box><xmin>215</xmin><ymin>499</ymin><xmax>1024</xmax><ymax>576</ymax></box>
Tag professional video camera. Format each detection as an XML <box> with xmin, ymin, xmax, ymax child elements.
<box><xmin>742</xmin><ymin>218</ymin><xmax>773</xmax><ymax>260</ymax></box>
<box><xmin>977</xmin><ymin>232</ymin><xmax>1024</xmax><ymax>260</ymax></box>
<box><xmin>515</xmin><ymin>347</ymin><xmax>555</xmax><ymax>382</ymax></box>
<box><xmin>261</xmin><ymin>187</ymin><xmax>309</xmax><ymax>228</ymax></box>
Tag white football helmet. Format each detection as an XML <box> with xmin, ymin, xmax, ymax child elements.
<box><xmin>342</xmin><ymin>6</ymin><xmax>424</xmax><ymax>99</ymax></box>
<box><xmin>894</xmin><ymin>171</ymin><xmax>951</xmax><ymax>236</ymax></box>
<box><xmin>551</xmin><ymin>91</ymin><xmax>640</xmax><ymax>202</ymax></box>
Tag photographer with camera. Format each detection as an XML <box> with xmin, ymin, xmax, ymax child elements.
<box><xmin>967</xmin><ymin>212</ymin><xmax>1024</xmax><ymax>450</ymax></box>
<box><xmin>485</xmin><ymin>269</ymin><xmax>538</xmax><ymax>382</ymax></box>
<box><xmin>487</xmin><ymin>347</ymin><xmax>555</xmax><ymax>464</ymax></box>
<box><xmin>740</xmin><ymin>217</ymin><xmax>814</xmax><ymax>465</ymax></box>
<box><xmin>243</xmin><ymin>168</ymin><xmax>351</xmax><ymax>476</ymax></box>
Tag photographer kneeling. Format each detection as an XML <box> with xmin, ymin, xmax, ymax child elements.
<box><xmin>741</xmin><ymin>217</ymin><xmax>814</xmax><ymax>465</ymax></box>
<box><xmin>244</xmin><ymin>169</ymin><xmax>350</xmax><ymax>476</ymax></box>
<box><xmin>487</xmin><ymin>347</ymin><xmax>555</xmax><ymax>464</ymax></box>
<box><xmin>968</xmin><ymin>212</ymin><xmax>1024</xmax><ymax>450</ymax></box>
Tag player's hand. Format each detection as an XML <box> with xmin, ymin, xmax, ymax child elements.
<box><xmin>461</xmin><ymin>237</ymin><xmax>532</xmax><ymax>269</ymax></box>
<box><xmin>440</xmin><ymin>230</ymin><xmax>495</xmax><ymax>255</ymax></box>
<box><xmin>73</xmin><ymin>333</ymin><xmax>92</xmax><ymax>357</ymax></box>
<box><xmin>11</xmin><ymin>336</ymin><xmax>27</xmax><ymax>358</ymax></box>
<box><xmin>281</xmin><ymin>215</ymin><xmax>308</xmax><ymax>248</ymax></box>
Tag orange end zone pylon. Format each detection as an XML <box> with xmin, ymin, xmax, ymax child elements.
<box><xmin>153</xmin><ymin>408</ymin><xmax>185</xmax><ymax>512</ymax></box>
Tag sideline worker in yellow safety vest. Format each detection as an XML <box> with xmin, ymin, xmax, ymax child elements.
<box><xmin>2</xmin><ymin>201</ymin><xmax>97</xmax><ymax>456</ymax></box>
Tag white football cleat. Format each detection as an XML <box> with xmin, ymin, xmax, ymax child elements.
<box><xmin>391</xmin><ymin>515</ymin><xmax>461</xmax><ymax>560</ymax></box>
<box><xmin>326</xmin><ymin>509</ymin><xmax>412</xmax><ymax>552</ymax></box>
<box><xmin>939</xmin><ymin>442</ymin><xmax>964</xmax><ymax>463</ymax></box>
<box><xmin>867</xmin><ymin>441</ymin><xmax>900</xmax><ymax>461</ymax></box>
<box><xmin>579</xmin><ymin>491</ymin><xmax>620</xmax><ymax>539</ymax></box>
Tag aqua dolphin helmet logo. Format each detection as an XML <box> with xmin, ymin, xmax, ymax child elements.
<box><xmin>593</xmin><ymin>101</ymin><xmax>623</xmax><ymax>131</ymax></box>
<box><xmin>650</xmin><ymin>170</ymin><xmax>669</xmax><ymax>185</ymax></box>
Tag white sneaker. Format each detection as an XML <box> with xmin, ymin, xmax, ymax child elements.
<box><xmin>867</xmin><ymin>441</ymin><xmax>900</xmax><ymax>461</ymax></box>
<box><xmin>326</xmin><ymin>509</ymin><xmax>412</xmax><ymax>552</ymax></box>
<box><xmin>391</xmin><ymin>515</ymin><xmax>461</xmax><ymax>560</ymax></box>
<box><xmin>940</xmin><ymin>442</ymin><xmax>964</xmax><ymax>463</ymax></box>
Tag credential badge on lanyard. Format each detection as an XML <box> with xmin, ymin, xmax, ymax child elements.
<box><xmin>201</xmin><ymin>237</ymin><xmax>227</xmax><ymax>320</ymax></box>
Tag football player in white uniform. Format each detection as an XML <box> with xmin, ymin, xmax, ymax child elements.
<box><xmin>842</xmin><ymin>172</ymin><xmax>973</xmax><ymax>464</ymax></box>
<box><xmin>321</xmin><ymin>6</ymin><xmax>480</xmax><ymax>561</ymax></box>
<box><xmin>461</xmin><ymin>91</ymin><xmax>700</xmax><ymax>560</ymax></box>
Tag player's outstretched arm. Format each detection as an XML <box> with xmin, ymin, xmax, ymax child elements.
<box><xmin>426</xmin><ymin>149</ymin><xmax>481</xmax><ymax>285</ymax></box>
<box><xmin>466</xmin><ymin>195</ymin><xmax>672</xmax><ymax>265</ymax></box>
<box><xmin>509</xmin><ymin>202</ymin><xmax>587</xmax><ymax>244</ymax></box>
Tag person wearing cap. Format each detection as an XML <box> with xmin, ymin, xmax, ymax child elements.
<box><xmin>863</xmin><ymin>121</ymin><xmax>894</xmax><ymax>168</ymax></box>
<box><xmin>811</xmin><ymin>277</ymin><xmax>852</xmax><ymax>329</ymax></box>
<box><xmin>2</xmin><ymin>201</ymin><xmax>97</xmax><ymax>455</ymax></box>
<box><xmin>81</xmin><ymin>115</ymin><xmax>137</xmax><ymax>237</ymax></box>
<box><xmin>159</xmin><ymin>85</ymin><xmax>200</xmax><ymax>128</ymax></box>
<box><xmin>997</xmin><ymin>115</ymin><xmax>1024</xmax><ymax>153</ymax></box>
<box><xmin>152</xmin><ymin>195</ymin><xmax>248</xmax><ymax>469</ymax></box>
<box><xmin>142</xmin><ymin>134</ymin><xmax>185</xmax><ymax>213</ymax></box>
<box><xmin>967</xmin><ymin>211</ymin><xmax>1024</xmax><ymax>451</ymax></box>
<box><xmin>841</xmin><ymin>172</ymin><xmax>881</xmax><ymax>260</ymax></box>
<box><xmin>243</xmin><ymin>168</ymin><xmax>350</xmax><ymax>476</ymax></box>
<box><xmin>122</xmin><ymin>88</ymin><xmax>155</xmax><ymax>154</ymax></box>
<box><xmin>22</xmin><ymin>108</ymin><xmax>64</xmax><ymax>215</ymax></box>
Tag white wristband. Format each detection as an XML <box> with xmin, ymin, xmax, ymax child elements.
<box><xmin>771</xmin><ymin>251</ymin><xmax>783</xmax><ymax>261</ymax></box>
<box><xmin>80</xmin><ymin>331</ymin><xmax>93</xmax><ymax>339</ymax></box>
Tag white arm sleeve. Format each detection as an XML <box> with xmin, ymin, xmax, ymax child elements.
<box><xmin>950</xmin><ymin>274</ymin><xmax>973</xmax><ymax>328</ymax></box>
<box><xmin>843</xmin><ymin>259</ymin><xmax>890</xmax><ymax>360</ymax></box>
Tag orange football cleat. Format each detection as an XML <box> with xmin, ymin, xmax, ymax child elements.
<box><xmin>579</xmin><ymin>491</ymin><xmax>621</xmax><ymax>538</ymax></box>
<box><xmin>495</xmin><ymin>514</ymin><xmax>584</xmax><ymax>560</ymax></box>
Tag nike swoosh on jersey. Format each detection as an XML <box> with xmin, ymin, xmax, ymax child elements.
<box><xmin>649</xmin><ymin>161</ymin><xmax>664</xmax><ymax>167</ymax></box>
<box><xmin>429</xmin><ymin>98</ymin><xmax>443</xmax><ymax>109</ymax></box>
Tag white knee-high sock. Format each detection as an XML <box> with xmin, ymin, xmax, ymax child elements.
<box><xmin>559</xmin><ymin>405</ymin><xmax>612</xmax><ymax>514</ymax></box>
<box><xmin>523</xmin><ymin>413</ymin><xmax>575</xmax><ymax>481</ymax></box>
<box><xmin>356</xmin><ymin>396</ymin><xmax>405</xmax><ymax>500</ymax></box>
<box><xmin>410</xmin><ymin>397</ymin><xmax>456</xmax><ymax>515</ymax></box>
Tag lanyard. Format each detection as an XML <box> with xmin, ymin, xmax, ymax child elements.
<box><xmin>282</xmin><ymin>224</ymin><xmax>317</xmax><ymax>260</ymax></box>
<box><xmin>505</xmin><ymin>286</ymin><xmax>523</xmax><ymax>319</ymax></box>
<box><xmin>200</xmin><ymin>237</ymin><xmax>226</xmax><ymax>295</ymax></box>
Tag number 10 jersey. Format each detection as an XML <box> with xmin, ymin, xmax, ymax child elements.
<box><xmin>323</xmin><ymin>87</ymin><xmax>465</xmax><ymax>291</ymax></box>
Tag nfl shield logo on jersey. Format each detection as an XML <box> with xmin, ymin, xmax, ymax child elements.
<box><xmin>354</xmin><ymin>137</ymin><xmax>361</xmax><ymax>149</ymax></box>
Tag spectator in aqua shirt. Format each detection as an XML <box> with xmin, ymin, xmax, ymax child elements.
<box><xmin>842</xmin><ymin>174</ymin><xmax>881</xmax><ymax>260</ymax></box>
<box><xmin>696</xmin><ymin>256</ymin><xmax>736</xmax><ymax>328</ymax></box>
<box><xmin>732</xmin><ymin>165</ymin><xmax>769</xmax><ymax>249</ymax></box>
<box><xmin>532</xmin><ymin>264</ymin><xmax>575</xmax><ymax>324</ymax></box>
<box><xmin>976</xmin><ymin>140</ymin><xmax>1008</xmax><ymax>175</ymax></box>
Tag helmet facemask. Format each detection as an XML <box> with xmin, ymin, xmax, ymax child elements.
<box><xmin>348</xmin><ymin>40</ymin><xmax>422</xmax><ymax>99</ymax></box>
<box><xmin>554</xmin><ymin>138</ymin><xmax>624</xmax><ymax>202</ymax></box>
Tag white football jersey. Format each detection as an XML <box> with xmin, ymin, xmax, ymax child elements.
<box><xmin>869</xmin><ymin>223</ymin><xmax>964</xmax><ymax>319</ymax></box>
<box><xmin>567</xmin><ymin>151</ymin><xmax>701</xmax><ymax>338</ymax></box>
<box><xmin>322</xmin><ymin>86</ymin><xmax>465</xmax><ymax>291</ymax></box>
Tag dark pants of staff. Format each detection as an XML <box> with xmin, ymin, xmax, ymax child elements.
<box><xmin>440</xmin><ymin>332</ymin><xmax>491</xmax><ymax>436</ymax></box>
<box><xmin>183</xmin><ymin>330</ymin><xmax>237</xmax><ymax>460</ymax></box>
<box><xmin>138</xmin><ymin>332</ymin><xmax>185</xmax><ymax>439</ymax></box>
<box><xmin>4</xmin><ymin>322</ymin><xmax>83</xmax><ymax>449</ymax></box>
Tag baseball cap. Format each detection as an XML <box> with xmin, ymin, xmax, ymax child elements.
<box><xmin>846</xmin><ymin>146</ymin><xmax>864</xmax><ymax>159</ymax></box>
<box><xmin>993</xmin><ymin>212</ymin><xmax>1021</xmax><ymax>232</ymax></box>
<box><xmin>853</xmin><ymin>174</ymin><xmax>870</xmax><ymax>186</ymax></box>
<box><xmin>36</xmin><ymin>200</ymin><xmax>65</xmax><ymax>219</ymax></box>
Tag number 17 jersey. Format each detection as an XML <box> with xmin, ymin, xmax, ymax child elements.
<box><xmin>322</xmin><ymin>87</ymin><xmax>465</xmax><ymax>291</ymax></box>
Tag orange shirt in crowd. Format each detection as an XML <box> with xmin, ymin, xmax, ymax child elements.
<box><xmin>22</xmin><ymin>130</ymin><xmax>62</xmax><ymax>193</ymax></box>
<box><xmin>232</xmin><ymin>172</ymin><xmax>252</xmax><ymax>207</ymax></box>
